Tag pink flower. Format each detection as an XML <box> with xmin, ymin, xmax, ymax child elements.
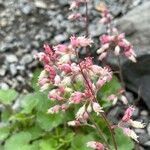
<box><xmin>96</xmin><ymin>78</ymin><xmax>106</xmax><ymax>88</ymax></box>
<box><xmin>100</xmin><ymin>34</ymin><xmax>113</xmax><ymax>44</ymax></box>
<box><xmin>87</xmin><ymin>141</ymin><xmax>104</xmax><ymax>150</ymax></box>
<box><xmin>43</xmin><ymin>44</ymin><xmax>53</xmax><ymax>56</ymax></box>
<box><xmin>77</xmin><ymin>36</ymin><xmax>93</xmax><ymax>47</ymax></box>
<box><xmin>59</xmin><ymin>63</ymin><xmax>72</xmax><ymax>73</ymax></box>
<box><xmin>70</xmin><ymin>36</ymin><xmax>79</xmax><ymax>48</ymax></box>
<box><xmin>122</xmin><ymin>106</ymin><xmax>135</xmax><ymax>122</ymax></box>
<box><xmin>70</xmin><ymin>36</ymin><xmax>93</xmax><ymax>48</ymax></box>
<box><xmin>123</xmin><ymin>128</ymin><xmax>138</xmax><ymax>142</ymax></box>
<box><xmin>44</xmin><ymin>65</ymin><xmax>56</xmax><ymax>82</ymax></box>
<box><xmin>69</xmin><ymin>92</ymin><xmax>83</xmax><ymax>104</ymax></box>
<box><xmin>53</xmin><ymin>44</ymin><xmax>68</xmax><ymax>54</ymax></box>
<box><xmin>47</xmin><ymin>105</ymin><xmax>60</xmax><ymax>114</ymax></box>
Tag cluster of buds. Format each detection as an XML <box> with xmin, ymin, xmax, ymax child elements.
<box><xmin>68</xmin><ymin>0</ymin><xmax>89</xmax><ymax>21</ymax></box>
<box><xmin>107</xmin><ymin>88</ymin><xmax>128</xmax><ymax>105</ymax></box>
<box><xmin>35</xmin><ymin>36</ymin><xmax>111</xmax><ymax>120</ymax></box>
<box><xmin>118</xmin><ymin>106</ymin><xmax>145</xmax><ymax>142</ymax></box>
<box><xmin>97</xmin><ymin>3</ymin><xmax>136</xmax><ymax>62</ymax></box>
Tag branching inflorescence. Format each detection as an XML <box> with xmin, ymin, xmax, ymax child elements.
<box><xmin>35</xmin><ymin>0</ymin><xmax>145</xmax><ymax>150</ymax></box>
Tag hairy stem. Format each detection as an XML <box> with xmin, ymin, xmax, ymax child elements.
<box><xmin>75</xmin><ymin>49</ymin><xmax>118</xmax><ymax>150</ymax></box>
<box><xmin>88</xmin><ymin>113</ymin><xmax>110</xmax><ymax>149</ymax></box>
<box><xmin>117</xmin><ymin>56</ymin><xmax>125</xmax><ymax>90</ymax></box>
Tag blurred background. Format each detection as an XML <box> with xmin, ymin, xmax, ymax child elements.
<box><xmin>0</xmin><ymin>0</ymin><xmax>150</xmax><ymax>149</ymax></box>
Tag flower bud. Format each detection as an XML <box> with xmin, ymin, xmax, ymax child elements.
<box><xmin>129</xmin><ymin>120</ymin><xmax>146</xmax><ymax>128</ymax></box>
<box><xmin>92</xmin><ymin>102</ymin><xmax>103</xmax><ymax>115</ymax></box>
<box><xmin>76</xmin><ymin>105</ymin><xmax>86</xmax><ymax>120</ymax></box>
<box><xmin>114</xmin><ymin>46</ymin><xmax>120</xmax><ymax>56</ymax></box>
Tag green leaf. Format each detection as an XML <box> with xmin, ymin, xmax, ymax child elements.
<box><xmin>70</xmin><ymin>134</ymin><xmax>95</xmax><ymax>150</ymax></box>
<box><xmin>36</xmin><ymin>112</ymin><xmax>64</xmax><ymax>131</ymax></box>
<box><xmin>100</xmin><ymin>76</ymin><xmax>121</xmax><ymax>96</ymax></box>
<box><xmin>1</xmin><ymin>106</ymin><xmax>12</xmax><ymax>122</ymax></box>
<box><xmin>0</xmin><ymin>89</ymin><xmax>18</xmax><ymax>105</ymax></box>
<box><xmin>39</xmin><ymin>139</ymin><xmax>57</xmax><ymax>150</ymax></box>
<box><xmin>21</xmin><ymin>93</ymin><xmax>40</xmax><ymax>114</ymax></box>
<box><xmin>0</xmin><ymin>126</ymin><xmax>10</xmax><ymax>141</ymax></box>
<box><xmin>4</xmin><ymin>132</ymin><xmax>32</xmax><ymax>150</ymax></box>
<box><xmin>31</xmin><ymin>69</ymin><xmax>41</xmax><ymax>91</ymax></box>
<box><xmin>25</xmin><ymin>124</ymin><xmax>43</xmax><ymax>140</ymax></box>
<box><xmin>21</xmin><ymin>92</ymin><xmax>52</xmax><ymax>114</ymax></box>
<box><xmin>110</xmin><ymin>128</ymin><xmax>134</xmax><ymax>150</ymax></box>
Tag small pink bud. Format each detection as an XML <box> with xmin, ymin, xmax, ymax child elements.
<box><xmin>87</xmin><ymin>141</ymin><xmax>104</xmax><ymax>150</ymax></box>
<box><xmin>122</xmin><ymin>106</ymin><xmax>135</xmax><ymax>122</ymax></box>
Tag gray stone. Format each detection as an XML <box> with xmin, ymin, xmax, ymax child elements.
<box><xmin>10</xmin><ymin>64</ymin><xmax>17</xmax><ymax>76</ymax></box>
<box><xmin>139</xmin><ymin>133</ymin><xmax>150</xmax><ymax>145</ymax></box>
<box><xmin>147</xmin><ymin>123</ymin><xmax>150</xmax><ymax>135</ymax></box>
<box><xmin>34</xmin><ymin>0</ymin><xmax>47</xmax><ymax>9</ymax></box>
<box><xmin>6</xmin><ymin>54</ymin><xmax>18</xmax><ymax>63</ymax></box>
<box><xmin>0</xmin><ymin>66</ymin><xmax>6</xmax><ymax>76</ymax></box>
<box><xmin>132</xmin><ymin>107</ymin><xmax>139</xmax><ymax>118</ymax></box>
<box><xmin>0</xmin><ymin>82</ymin><xmax>9</xmax><ymax>90</ymax></box>
<box><xmin>54</xmin><ymin>34</ymin><xmax>68</xmax><ymax>43</ymax></box>
<box><xmin>135</xmin><ymin>128</ymin><xmax>146</xmax><ymax>134</ymax></box>
<box><xmin>58</xmin><ymin>0</ymin><xmax>69</xmax><ymax>6</ymax></box>
<box><xmin>140</xmin><ymin>110</ymin><xmax>148</xmax><ymax>116</ymax></box>
<box><xmin>21</xmin><ymin>3</ymin><xmax>33</xmax><ymax>15</ymax></box>
<box><xmin>20</xmin><ymin>54</ymin><xmax>33</xmax><ymax>65</ymax></box>
<box><xmin>144</xmin><ymin>140</ymin><xmax>150</xmax><ymax>147</ymax></box>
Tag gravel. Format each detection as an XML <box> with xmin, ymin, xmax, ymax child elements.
<box><xmin>0</xmin><ymin>0</ymin><xmax>149</xmax><ymax>148</ymax></box>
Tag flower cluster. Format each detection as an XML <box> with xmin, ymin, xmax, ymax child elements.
<box><xmin>97</xmin><ymin>3</ymin><xmax>136</xmax><ymax>62</ymax></box>
<box><xmin>35</xmin><ymin>38</ymin><xmax>111</xmax><ymax>121</ymax></box>
<box><xmin>118</xmin><ymin>106</ymin><xmax>145</xmax><ymax>142</ymax></box>
<box><xmin>35</xmin><ymin>1</ymin><xmax>145</xmax><ymax>150</ymax></box>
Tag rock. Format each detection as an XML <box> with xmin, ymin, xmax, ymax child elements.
<box><xmin>140</xmin><ymin>110</ymin><xmax>149</xmax><ymax>116</ymax></box>
<box><xmin>20</xmin><ymin>3</ymin><xmax>33</xmax><ymax>15</ymax></box>
<box><xmin>147</xmin><ymin>123</ymin><xmax>150</xmax><ymax>135</ymax></box>
<box><xmin>20</xmin><ymin>54</ymin><xmax>33</xmax><ymax>65</ymax></box>
<box><xmin>139</xmin><ymin>133</ymin><xmax>150</xmax><ymax>145</ymax></box>
<box><xmin>0</xmin><ymin>65</ymin><xmax>6</xmax><ymax>76</ymax></box>
<box><xmin>58</xmin><ymin>0</ymin><xmax>69</xmax><ymax>7</ymax></box>
<box><xmin>144</xmin><ymin>140</ymin><xmax>150</xmax><ymax>147</ymax></box>
<box><xmin>125</xmin><ymin>91</ymin><xmax>134</xmax><ymax>104</ymax></box>
<box><xmin>6</xmin><ymin>54</ymin><xmax>18</xmax><ymax>63</ymax></box>
<box><xmin>108</xmin><ymin>1</ymin><xmax>150</xmax><ymax>109</ymax></box>
<box><xmin>34</xmin><ymin>0</ymin><xmax>47</xmax><ymax>9</ymax></box>
<box><xmin>89</xmin><ymin>23</ymin><xmax>106</xmax><ymax>37</ymax></box>
<box><xmin>54</xmin><ymin>34</ymin><xmax>68</xmax><ymax>43</ymax></box>
<box><xmin>0</xmin><ymin>82</ymin><xmax>9</xmax><ymax>90</ymax></box>
<box><xmin>132</xmin><ymin>107</ymin><xmax>139</xmax><ymax>118</ymax></box>
<box><xmin>135</xmin><ymin>129</ymin><xmax>146</xmax><ymax>134</ymax></box>
<box><xmin>107</xmin><ymin>106</ymin><xmax>124</xmax><ymax>123</ymax></box>
<box><xmin>9</xmin><ymin>64</ymin><xmax>17</xmax><ymax>76</ymax></box>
